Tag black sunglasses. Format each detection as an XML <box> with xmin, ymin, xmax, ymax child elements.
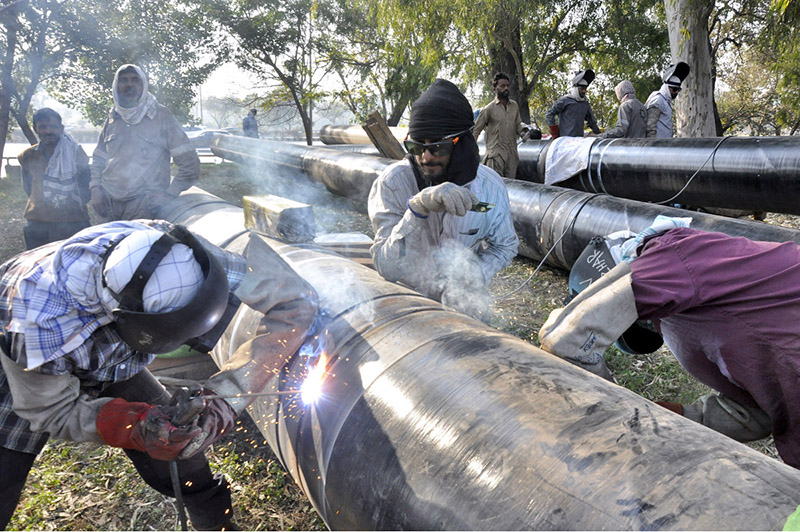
<box><xmin>404</xmin><ymin>127</ymin><xmax>473</xmax><ymax>157</ymax></box>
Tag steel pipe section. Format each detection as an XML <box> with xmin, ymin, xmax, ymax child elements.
<box><xmin>212</xmin><ymin>136</ymin><xmax>800</xmax><ymax>271</ymax></box>
<box><xmin>517</xmin><ymin>137</ymin><xmax>800</xmax><ymax>214</ymax></box>
<box><xmin>162</xmin><ymin>188</ymin><xmax>800</xmax><ymax>530</ymax></box>
<box><xmin>505</xmin><ymin>179</ymin><xmax>800</xmax><ymax>271</ymax></box>
<box><xmin>319</xmin><ymin>124</ymin><xmax>407</xmax><ymax>145</ymax></box>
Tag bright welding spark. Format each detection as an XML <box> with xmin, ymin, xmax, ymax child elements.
<box><xmin>300</xmin><ymin>350</ymin><xmax>328</xmax><ymax>404</ymax></box>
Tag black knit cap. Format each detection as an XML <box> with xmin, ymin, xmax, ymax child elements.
<box><xmin>406</xmin><ymin>79</ymin><xmax>480</xmax><ymax>187</ymax></box>
<box><xmin>408</xmin><ymin>79</ymin><xmax>474</xmax><ymax>140</ymax></box>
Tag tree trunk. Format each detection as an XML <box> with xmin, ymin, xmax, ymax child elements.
<box><xmin>486</xmin><ymin>14</ymin><xmax>530</xmax><ymax>123</ymax></box>
<box><xmin>0</xmin><ymin>5</ymin><xmax>19</xmax><ymax>165</ymax></box>
<box><xmin>387</xmin><ymin>96</ymin><xmax>408</xmax><ymax>126</ymax></box>
<box><xmin>664</xmin><ymin>0</ymin><xmax>716</xmax><ymax>137</ymax></box>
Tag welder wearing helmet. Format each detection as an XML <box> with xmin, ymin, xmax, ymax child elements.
<box><xmin>0</xmin><ymin>220</ymin><xmax>318</xmax><ymax>530</ymax></box>
<box><xmin>536</xmin><ymin>215</ymin><xmax>800</xmax><ymax>469</ymax></box>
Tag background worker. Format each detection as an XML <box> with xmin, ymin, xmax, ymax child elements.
<box><xmin>368</xmin><ymin>79</ymin><xmax>519</xmax><ymax>322</ymax></box>
<box><xmin>473</xmin><ymin>72</ymin><xmax>533</xmax><ymax>179</ymax></box>
<box><xmin>243</xmin><ymin>108</ymin><xmax>259</xmax><ymax>138</ymax></box>
<box><xmin>596</xmin><ymin>80</ymin><xmax>647</xmax><ymax>139</ymax></box>
<box><xmin>646</xmin><ymin>62</ymin><xmax>690</xmax><ymax>138</ymax></box>
<box><xmin>538</xmin><ymin>217</ymin><xmax>800</xmax><ymax>469</ymax></box>
<box><xmin>17</xmin><ymin>108</ymin><xmax>91</xmax><ymax>250</ymax></box>
<box><xmin>545</xmin><ymin>69</ymin><xmax>601</xmax><ymax>138</ymax></box>
<box><xmin>0</xmin><ymin>220</ymin><xmax>318</xmax><ymax>529</ymax></box>
<box><xmin>91</xmin><ymin>64</ymin><xmax>200</xmax><ymax>221</ymax></box>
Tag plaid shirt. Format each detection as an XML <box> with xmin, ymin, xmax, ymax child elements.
<box><xmin>0</xmin><ymin>222</ymin><xmax>246</xmax><ymax>454</ymax></box>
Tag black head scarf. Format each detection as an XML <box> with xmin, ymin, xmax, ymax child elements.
<box><xmin>408</xmin><ymin>79</ymin><xmax>480</xmax><ymax>187</ymax></box>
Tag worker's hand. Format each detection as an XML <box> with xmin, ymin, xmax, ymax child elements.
<box><xmin>520</xmin><ymin>126</ymin><xmax>532</xmax><ymax>143</ymax></box>
<box><xmin>177</xmin><ymin>394</ymin><xmax>238</xmax><ymax>459</ymax></box>
<box><xmin>96</xmin><ymin>398</ymin><xmax>202</xmax><ymax>461</ymax></box>
<box><xmin>90</xmin><ymin>187</ymin><xmax>110</xmax><ymax>218</ymax></box>
<box><xmin>548</xmin><ymin>125</ymin><xmax>560</xmax><ymax>139</ymax></box>
<box><xmin>408</xmin><ymin>183</ymin><xmax>478</xmax><ymax>217</ymax></box>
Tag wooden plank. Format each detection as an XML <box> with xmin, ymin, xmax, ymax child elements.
<box><xmin>362</xmin><ymin>111</ymin><xmax>406</xmax><ymax>160</ymax></box>
<box><xmin>243</xmin><ymin>194</ymin><xmax>316</xmax><ymax>243</ymax></box>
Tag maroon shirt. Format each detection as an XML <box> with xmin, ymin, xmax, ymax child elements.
<box><xmin>630</xmin><ymin>227</ymin><xmax>800</xmax><ymax>467</ymax></box>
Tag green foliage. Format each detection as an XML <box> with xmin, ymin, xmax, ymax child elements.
<box><xmin>46</xmin><ymin>0</ymin><xmax>218</xmax><ymax>126</ymax></box>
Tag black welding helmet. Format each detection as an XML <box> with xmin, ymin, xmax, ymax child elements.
<box><xmin>102</xmin><ymin>225</ymin><xmax>229</xmax><ymax>354</ymax></box>
<box><xmin>569</xmin><ymin>232</ymin><xmax>664</xmax><ymax>355</ymax></box>
<box><xmin>571</xmin><ymin>69</ymin><xmax>596</xmax><ymax>87</ymax></box>
<box><xmin>662</xmin><ymin>62</ymin><xmax>690</xmax><ymax>87</ymax></box>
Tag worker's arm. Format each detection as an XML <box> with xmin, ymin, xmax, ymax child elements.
<box><xmin>645</xmin><ymin>106</ymin><xmax>661</xmax><ymax>138</ymax></box>
<box><xmin>474</xmin><ymin>179</ymin><xmax>519</xmax><ymax>281</ymax></box>
<box><xmin>473</xmin><ymin>106</ymin><xmax>488</xmax><ymax>140</ymax></box>
<box><xmin>204</xmin><ymin>231</ymin><xmax>319</xmax><ymax>414</ymax></box>
<box><xmin>600</xmin><ymin>103</ymin><xmax>630</xmax><ymax>139</ymax></box>
<box><xmin>539</xmin><ymin>262</ymin><xmax>637</xmax><ymax>379</ymax></box>
<box><xmin>544</xmin><ymin>99</ymin><xmax>564</xmax><ymax>126</ymax></box>
<box><xmin>19</xmin><ymin>153</ymin><xmax>32</xmax><ymax>197</ymax></box>
<box><xmin>586</xmin><ymin>105</ymin><xmax>601</xmax><ymax>134</ymax></box>
<box><xmin>0</xmin><ymin>347</ymin><xmax>112</xmax><ymax>444</ymax></box>
<box><xmin>75</xmin><ymin>146</ymin><xmax>92</xmax><ymax>204</ymax></box>
<box><xmin>163</xmin><ymin>112</ymin><xmax>200</xmax><ymax>197</ymax></box>
<box><xmin>367</xmin><ymin>164</ymin><xmax>441</xmax><ymax>297</ymax></box>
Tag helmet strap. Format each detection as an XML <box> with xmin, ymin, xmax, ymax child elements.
<box><xmin>106</xmin><ymin>232</ymin><xmax>180</xmax><ymax>311</ymax></box>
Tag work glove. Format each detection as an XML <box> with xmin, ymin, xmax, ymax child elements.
<box><xmin>177</xmin><ymin>392</ymin><xmax>238</xmax><ymax>459</ymax></box>
<box><xmin>96</xmin><ymin>398</ymin><xmax>202</xmax><ymax>461</ymax></box>
<box><xmin>549</xmin><ymin>125</ymin><xmax>560</xmax><ymax>139</ymax></box>
<box><xmin>90</xmin><ymin>187</ymin><xmax>110</xmax><ymax>218</ymax></box>
<box><xmin>538</xmin><ymin>262</ymin><xmax>638</xmax><ymax>382</ymax></box>
<box><xmin>408</xmin><ymin>183</ymin><xmax>478</xmax><ymax>217</ymax></box>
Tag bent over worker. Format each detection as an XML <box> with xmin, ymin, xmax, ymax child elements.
<box><xmin>538</xmin><ymin>216</ymin><xmax>800</xmax><ymax>469</ymax></box>
<box><xmin>369</xmin><ymin>79</ymin><xmax>519</xmax><ymax>323</ymax></box>
<box><xmin>0</xmin><ymin>220</ymin><xmax>318</xmax><ymax>529</ymax></box>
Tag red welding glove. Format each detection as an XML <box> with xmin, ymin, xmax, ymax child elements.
<box><xmin>177</xmin><ymin>393</ymin><xmax>238</xmax><ymax>459</ymax></box>
<box><xmin>96</xmin><ymin>398</ymin><xmax>202</xmax><ymax>461</ymax></box>
<box><xmin>549</xmin><ymin>124</ymin><xmax>560</xmax><ymax>139</ymax></box>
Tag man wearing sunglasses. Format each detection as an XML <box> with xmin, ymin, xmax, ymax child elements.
<box><xmin>368</xmin><ymin>79</ymin><xmax>519</xmax><ymax>323</ymax></box>
<box><xmin>645</xmin><ymin>62</ymin><xmax>690</xmax><ymax>138</ymax></box>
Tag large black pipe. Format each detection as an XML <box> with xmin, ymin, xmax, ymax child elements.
<box><xmin>211</xmin><ymin>136</ymin><xmax>800</xmax><ymax>271</ymax></box>
<box><xmin>517</xmin><ymin>137</ymin><xmax>800</xmax><ymax>214</ymax></box>
<box><xmin>315</xmin><ymin>127</ymin><xmax>800</xmax><ymax>214</ymax></box>
<box><xmin>162</xmin><ymin>187</ymin><xmax>800</xmax><ymax>530</ymax></box>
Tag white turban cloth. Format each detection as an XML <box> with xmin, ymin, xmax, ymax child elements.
<box><xmin>102</xmin><ymin>229</ymin><xmax>204</xmax><ymax>314</ymax></box>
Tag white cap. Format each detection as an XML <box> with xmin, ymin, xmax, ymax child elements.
<box><xmin>103</xmin><ymin>229</ymin><xmax>203</xmax><ymax>313</ymax></box>
<box><xmin>666</xmin><ymin>75</ymin><xmax>682</xmax><ymax>87</ymax></box>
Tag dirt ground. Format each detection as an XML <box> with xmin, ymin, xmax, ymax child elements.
<box><xmin>0</xmin><ymin>161</ymin><xmax>793</xmax><ymax>529</ymax></box>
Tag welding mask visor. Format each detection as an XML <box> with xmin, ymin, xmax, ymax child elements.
<box><xmin>104</xmin><ymin>225</ymin><xmax>230</xmax><ymax>354</ymax></box>
<box><xmin>569</xmin><ymin>234</ymin><xmax>663</xmax><ymax>356</ymax></box>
